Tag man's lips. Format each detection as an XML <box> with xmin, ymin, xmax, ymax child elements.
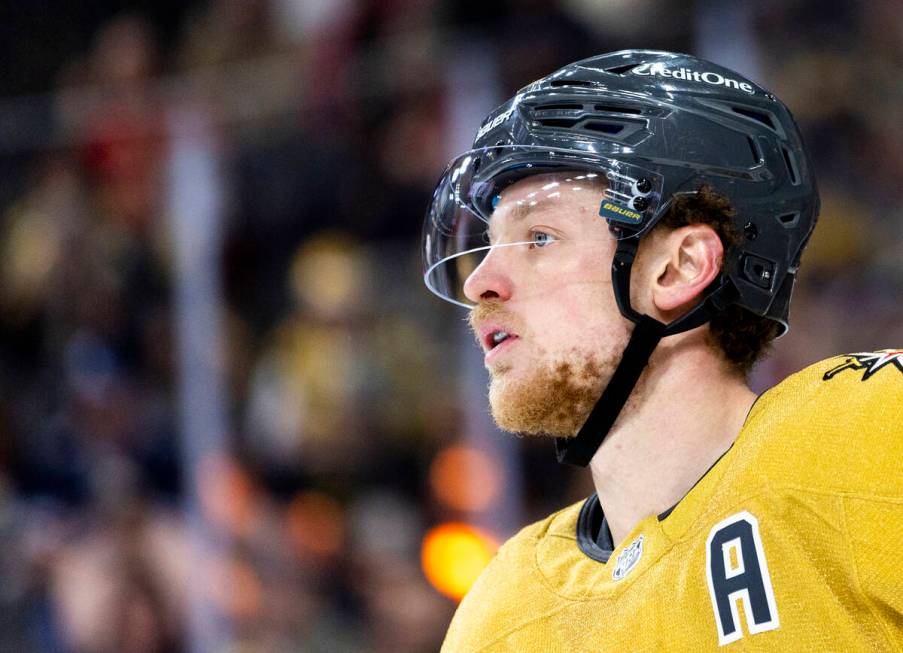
<box><xmin>484</xmin><ymin>333</ymin><xmax>519</xmax><ymax>363</ymax></box>
<box><xmin>469</xmin><ymin>304</ymin><xmax>524</xmax><ymax>362</ymax></box>
<box><xmin>477</xmin><ymin>324</ymin><xmax>520</xmax><ymax>354</ymax></box>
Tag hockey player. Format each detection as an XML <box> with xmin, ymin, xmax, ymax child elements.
<box><xmin>422</xmin><ymin>50</ymin><xmax>903</xmax><ymax>650</ymax></box>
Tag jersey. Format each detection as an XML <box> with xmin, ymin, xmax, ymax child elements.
<box><xmin>442</xmin><ymin>351</ymin><xmax>903</xmax><ymax>652</ymax></box>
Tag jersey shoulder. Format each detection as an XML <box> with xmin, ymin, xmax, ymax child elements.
<box><xmin>742</xmin><ymin>349</ymin><xmax>903</xmax><ymax>496</ymax></box>
<box><xmin>441</xmin><ymin>500</ymin><xmax>584</xmax><ymax>653</ymax></box>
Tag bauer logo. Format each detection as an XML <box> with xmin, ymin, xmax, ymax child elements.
<box><xmin>600</xmin><ymin>200</ymin><xmax>642</xmax><ymax>224</ymax></box>
<box><xmin>632</xmin><ymin>63</ymin><xmax>756</xmax><ymax>95</ymax></box>
<box><xmin>475</xmin><ymin>101</ymin><xmax>518</xmax><ymax>140</ymax></box>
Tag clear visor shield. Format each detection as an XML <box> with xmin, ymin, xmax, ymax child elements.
<box><xmin>423</xmin><ymin>145</ymin><xmax>664</xmax><ymax>307</ymax></box>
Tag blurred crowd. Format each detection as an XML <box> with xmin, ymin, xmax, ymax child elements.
<box><xmin>0</xmin><ymin>1</ymin><xmax>900</xmax><ymax>651</ymax></box>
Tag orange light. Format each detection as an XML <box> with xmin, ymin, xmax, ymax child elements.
<box><xmin>421</xmin><ymin>523</ymin><xmax>498</xmax><ymax>601</ymax></box>
<box><xmin>429</xmin><ymin>445</ymin><xmax>503</xmax><ymax>513</ymax></box>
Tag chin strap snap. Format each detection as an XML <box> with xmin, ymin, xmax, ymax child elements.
<box><xmin>555</xmin><ymin>237</ymin><xmax>732</xmax><ymax>467</ymax></box>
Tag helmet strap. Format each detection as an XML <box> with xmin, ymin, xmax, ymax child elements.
<box><xmin>555</xmin><ymin>313</ymin><xmax>664</xmax><ymax>466</ymax></box>
<box><xmin>555</xmin><ymin>236</ymin><xmax>729</xmax><ymax>467</ymax></box>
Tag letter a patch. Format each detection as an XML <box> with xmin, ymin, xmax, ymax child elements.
<box><xmin>705</xmin><ymin>511</ymin><xmax>779</xmax><ymax>646</ymax></box>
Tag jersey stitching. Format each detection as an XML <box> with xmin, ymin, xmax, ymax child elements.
<box><xmin>773</xmin><ymin>485</ymin><xmax>903</xmax><ymax>504</ymax></box>
<box><xmin>678</xmin><ymin>485</ymin><xmax>903</xmax><ymax>545</ymax></box>
<box><xmin>840</xmin><ymin>496</ymin><xmax>903</xmax><ymax>653</ymax></box>
<box><xmin>532</xmin><ymin>517</ymin><xmax>684</xmax><ymax>603</ymax></box>
<box><xmin>533</xmin><ymin>531</ymin><xmax>605</xmax><ymax>601</ymax></box>
<box><xmin>469</xmin><ymin>599</ymin><xmax>579</xmax><ymax>652</ymax></box>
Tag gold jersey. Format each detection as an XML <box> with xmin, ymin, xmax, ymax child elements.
<box><xmin>442</xmin><ymin>352</ymin><xmax>903</xmax><ymax>652</ymax></box>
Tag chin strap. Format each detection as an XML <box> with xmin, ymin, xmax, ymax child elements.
<box><xmin>555</xmin><ymin>237</ymin><xmax>732</xmax><ymax>467</ymax></box>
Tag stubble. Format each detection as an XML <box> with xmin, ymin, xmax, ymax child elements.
<box><xmin>470</xmin><ymin>303</ymin><xmax>633</xmax><ymax>438</ymax></box>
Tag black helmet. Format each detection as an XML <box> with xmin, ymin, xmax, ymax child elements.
<box><xmin>422</xmin><ymin>50</ymin><xmax>820</xmax><ymax>466</ymax></box>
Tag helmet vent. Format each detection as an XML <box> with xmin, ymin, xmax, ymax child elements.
<box><xmin>537</xmin><ymin>117</ymin><xmax>580</xmax><ymax>128</ymax></box>
<box><xmin>777</xmin><ymin>212</ymin><xmax>800</xmax><ymax>228</ymax></box>
<box><xmin>731</xmin><ymin>106</ymin><xmax>778</xmax><ymax>132</ymax></box>
<box><xmin>781</xmin><ymin>146</ymin><xmax>800</xmax><ymax>185</ymax></box>
<box><xmin>583</xmin><ymin>121</ymin><xmax>625</xmax><ymax>135</ymax></box>
<box><xmin>549</xmin><ymin>79</ymin><xmax>594</xmax><ymax>88</ymax></box>
<box><xmin>746</xmin><ymin>136</ymin><xmax>761</xmax><ymax>164</ymax></box>
<box><xmin>594</xmin><ymin>104</ymin><xmax>642</xmax><ymax>115</ymax></box>
<box><xmin>535</xmin><ymin>103</ymin><xmax>584</xmax><ymax>111</ymax></box>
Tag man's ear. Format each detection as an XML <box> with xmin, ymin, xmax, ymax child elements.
<box><xmin>649</xmin><ymin>224</ymin><xmax>723</xmax><ymax>315</ymax></box>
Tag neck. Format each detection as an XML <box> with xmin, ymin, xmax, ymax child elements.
<box><xmin>588</xmin><ymin>337</ymin><xmax>755</xmax><ymax>546</ymax></box>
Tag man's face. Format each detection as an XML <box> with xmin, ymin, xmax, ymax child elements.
<box><xmin>464</xmin><ymin>173</ymin><xmax>633</xmax><ymax>437</ymax></box>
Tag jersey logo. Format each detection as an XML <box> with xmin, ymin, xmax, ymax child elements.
<box><xmin>705</xmin><ymin>512</ymin><xmax>779</xmax><ymax>646</ymax></box>
<box><xmin>823</xmin><ymin>350</ymin><xmax>903</xmax><ymax>381</ymax></box>
<box><xmin>612</xmin><ymin>534</ymin><xmax>644</xmax><ymax>581</ymax></box>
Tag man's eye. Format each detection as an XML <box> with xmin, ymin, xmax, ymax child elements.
<box><xmin>531</xmin><ymin>230</ymin><xmax>557</xmax><ymax>248</ymax></box>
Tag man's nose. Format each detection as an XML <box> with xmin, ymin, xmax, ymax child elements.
<box><xmin>463</xmin><ymin>247</ymin><xmax>513</xmax><ymax>303</ymax></box>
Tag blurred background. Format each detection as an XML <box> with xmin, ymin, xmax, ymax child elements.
<box><xmin>0</xmin><ymin>0</ymin><xmax>900</xmax><ymax>651</ymax></box>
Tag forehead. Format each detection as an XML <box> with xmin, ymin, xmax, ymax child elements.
<box><xmin>488</xmin><ymin>172</ymin><xmax>607</xmax><ymax>237</ymax></box>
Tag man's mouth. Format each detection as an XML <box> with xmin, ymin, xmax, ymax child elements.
<box><xmin>483</xmin><ymin>328</ymin><xmax>519</xmax><ymax>353</ymax></box>
<box><xmin>470</xmin><ymin>305</ymin><xmax>523</xmax><ymax>357</ymax></box>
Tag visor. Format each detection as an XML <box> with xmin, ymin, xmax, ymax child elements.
<box><xmin>423</xmin><ymin>145</ymin><xmax>665</xmax><ymax>307</ymax></box>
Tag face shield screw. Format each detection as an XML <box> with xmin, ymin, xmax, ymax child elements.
<box><xmin>744</xmin><ymin>221</ymin><xmax>758</xmax><ymax>241</ymax></box>
<box><xmin>632</xmin><ymin>196</ymin><xmax>649</xmax><ymax>211</ymax></box>
<box><xmin>635</xmin><ymin>178</ymin><xmax>652</xmax><ymax>194</ymax></box>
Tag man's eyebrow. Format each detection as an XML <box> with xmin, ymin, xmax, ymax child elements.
<box><xmin>487</xmin><ymin>200</ymin><xmax>541</xmax><ymax>241</ymax></box>
<box><xmin>485</xmin><ymin>177</ymin><xmax>604</xmax><ymax>241</ymax></box>
<box><xmin>507</xmin><ymin>200</ymin><xmax>538</xmax><ymax>221</ymax></box>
